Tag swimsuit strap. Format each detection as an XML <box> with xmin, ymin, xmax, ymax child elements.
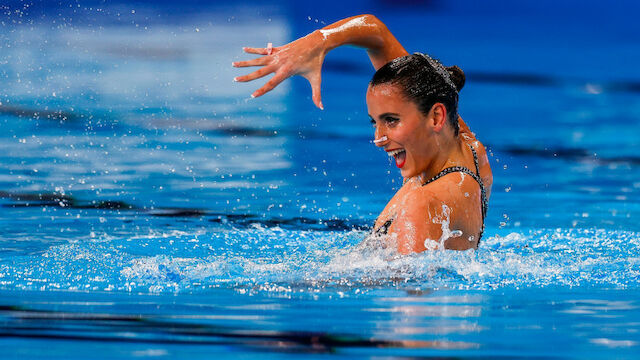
<box><xmin>422</xmin><ymin>144</ymin><xmax>488</xmax><ymax>242</ymax></box>
<box><xmin>467</xmin><ymin>144</ymin><xmax>488</xmax><ymax>225</ymax></box>
<box><xmin>374</xmin><ymin>218</ymin><xmax>394</xmax><ymax>236</ymax></box>
<box><xmin>469</xmin><ymin>144</ymin><xmax>481</xmax><ymax>176</ymax></box>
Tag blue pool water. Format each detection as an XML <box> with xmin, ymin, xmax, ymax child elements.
<box><xmin>1</xmin><ymin>1</ymin><xmax>640</xmax><ymax>358</ymax></box>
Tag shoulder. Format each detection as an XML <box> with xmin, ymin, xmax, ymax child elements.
<box><xmin>387</xmin><ymin>187</ymin><xmax>449</xmax><ymax>253</ymax></box>
<box><xmin>402</xmin><ymin>183</ymin><xmax>445</xmax><ymax>208</ymax></box>
<box><xmin>416</xmin><ymin>170</ymin><xmax>479</xmax><ymax>204</ymax></box>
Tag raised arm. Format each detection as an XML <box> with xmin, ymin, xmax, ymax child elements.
<box><xmin>317</xmin><ymin>15</ymin><xmax>408</xmax><ymax>69</ymax></box>
<box><xmin>232</xmin><ymin>14</ymin><xmax>408</xmax><ymax>109</ymax></box>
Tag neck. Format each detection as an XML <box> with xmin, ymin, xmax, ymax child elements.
<box><xmin>415</xmin><ymin>134</ymin><xmax>460</xmax><ymax>184</ymax></box>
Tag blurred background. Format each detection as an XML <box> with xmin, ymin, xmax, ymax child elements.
<box><xmin>2</xmin><ymin>0</ymin><xmax>639</xmax><ymax>230</ymax></box>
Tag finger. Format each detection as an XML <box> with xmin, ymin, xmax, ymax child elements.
<box><xmin>252</xmin><ymin>72</ymin><xmax>288</xmax><ymax>98</ymax></box>
<box><xmin>309</xmin><ymin>74</ymin><xmax>323</xmax><ymax>110</ymax></box>
<box><xmin>243</xmin><ymin>47</ymin><xmax>269</xmax><ymax>55</ymax></box>
<box><xmin>234</xmin><ymin>65</ymin><xmax>276</xmax><ymax>82</ymax></box>
<box><xmin>303</xmin><ymin>72</ymin><xmax>323</xmax><ymax>110</ymax></box>
<box><xmin>232</xmin><ymin>56</ymin><xmax>271</xmax><ymax>68</ymax></box>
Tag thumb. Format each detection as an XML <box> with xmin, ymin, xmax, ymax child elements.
<box><xmin>305</xmin><ymin>72</ymin><xmax>323</xmax><ymax>110</ymax></box>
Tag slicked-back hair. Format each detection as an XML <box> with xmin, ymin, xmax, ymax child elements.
<box><xmin>370</xmin><ymin>53</ymin><xmax>465</xmax><ymax>136</ymax></box>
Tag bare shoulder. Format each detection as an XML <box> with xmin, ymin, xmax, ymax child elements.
<box><xmin>400</xmin><ymin>172</ymin><xmax>482</xmax><ymax>251</ymax></box>
<box><xmin>378</xmin><ymin>171</ymin><xmax>483</xmax><ymax>253</ymax></box>
<box><xmin>386</xmin><ymin>185</ymin><xmax>449</xmax><ymax>253</ymax></box>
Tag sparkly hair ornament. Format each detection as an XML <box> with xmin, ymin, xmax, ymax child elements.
<box><xmin>415</xmin><ymin>52</ymin><xmax>458</xmax><ymax>93</ymax></box>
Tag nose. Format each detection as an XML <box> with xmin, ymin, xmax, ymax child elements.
<box><xmin>373</xmin><ymin>126</ymin><xmax>388</xmax><ymax>147</ymax></box>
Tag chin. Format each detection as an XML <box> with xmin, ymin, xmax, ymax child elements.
<box><xmin>399</xmin><ymin>167</ymin><xmax>414</xmax><ymax>179</ymax></box>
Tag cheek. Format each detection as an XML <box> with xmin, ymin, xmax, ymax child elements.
<box><xmin>391</xmin><ymin>122</ymin><xmax>410</xmax><ymax>139</ymax></box>
<box><xmin>395</xmin><ymin>124</ymin><xmax>419</xmax><ymax>146</ymax></box>
<box><xmin>407</xmin><ymin>133</ymin><xmax>433</xmax><ymax>159</ymax></box>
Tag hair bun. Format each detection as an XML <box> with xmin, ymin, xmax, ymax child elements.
<box><xmin>446</xmin><ymin>65</ymin><xmax>465</xmax><ymax>91</ymax></box>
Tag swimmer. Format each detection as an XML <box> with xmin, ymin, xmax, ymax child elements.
<box><xmin>233</xmin><ymin>14</ymin><xmax>493</xmax><ymax>252</ymax></box>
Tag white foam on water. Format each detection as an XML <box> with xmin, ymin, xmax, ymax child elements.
<box><xmin>2</xmin><ymin>226</ymin><xmax>639</xmax><ymax>294</ymax></box>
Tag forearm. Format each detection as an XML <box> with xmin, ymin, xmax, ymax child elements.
<box><xmin>315</xmin><ymin>14</ymin><xmax>408</xmax><ymax>69</ymax></box>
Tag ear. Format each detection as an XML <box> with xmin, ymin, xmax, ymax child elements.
<box><xmin>430</xmin><ymin>103</ymin><xmax>448</xmax><ymax>132</ymax></box>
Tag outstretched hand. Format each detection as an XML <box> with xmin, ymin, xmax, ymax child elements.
<box><xmin>232</xmin><ymin>31</ymin><xmax>326</xmax><ymax>110</ymax></box>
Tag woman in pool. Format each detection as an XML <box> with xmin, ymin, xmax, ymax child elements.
<box><xmin>233</xmin><ymin>14</ymin><xmax>492</xmax><ymax>252</ymax></box>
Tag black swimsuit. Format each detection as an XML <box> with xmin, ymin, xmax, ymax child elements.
<box><xmin>373</xmin><ymin>143</ymin><xmax>488</xmax><ymax>243</ymax></box>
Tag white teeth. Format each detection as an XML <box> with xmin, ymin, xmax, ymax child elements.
<box><xmin>387</xmin><ymin>149</ymin><xmax>405</xmax><ymax>157</ymax></box>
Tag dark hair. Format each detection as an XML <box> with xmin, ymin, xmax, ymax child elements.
<box><xmin>370</xmin><ymin>53</ymin><xmax>465</xmax><ymax>135</ymax></box>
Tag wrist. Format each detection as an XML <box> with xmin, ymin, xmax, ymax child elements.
<box><xmin>309</xmin><ymin>29</ymin><xmax>330</xmax><ymax>54</ymax></box>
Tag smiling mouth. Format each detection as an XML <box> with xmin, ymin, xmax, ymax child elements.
<box><xmin>387</xmin><ymin>149</ymin><xmax>406</xmax><ymax>168</ymax></box>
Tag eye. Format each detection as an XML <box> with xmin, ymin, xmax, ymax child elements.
<box><xmin>369</xmin><ymin>118</ymin><xmax>376</xmax><ymax>127</ymax></box>
<box><xmin>384</xmin><ymin>116</ymin><xmax>399</xmax><ymax>125</ymax></box>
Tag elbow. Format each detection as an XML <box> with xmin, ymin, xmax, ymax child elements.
<box><xmin>360</xmin><ymin>14</ymin><xmax>385</xmax><ymax>29</ymax></box>
<box><xmin>360</xmin><ymin>14</ymin><xmax>379</xmax><ymax>22</ymax></box>
<box><xmin>358</xmin><ymin>14</ymin><xmax>391</xmax><ymax>44</ymax></box>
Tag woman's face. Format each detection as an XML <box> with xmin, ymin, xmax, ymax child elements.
<box><xmin>366</xmin><ymin>83</ymin><xmax>442</xmax><ymax>179</ymax></box>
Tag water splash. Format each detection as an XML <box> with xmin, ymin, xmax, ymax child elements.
<box><xmin>1</xmin><ymin>226</ymin><xmax>639</xmax><ymax>294</ymax></box>
<box><xmin>425</xmin><ymin>204</ymin><xmax>464</xmax><ymax>250</ymax></box>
